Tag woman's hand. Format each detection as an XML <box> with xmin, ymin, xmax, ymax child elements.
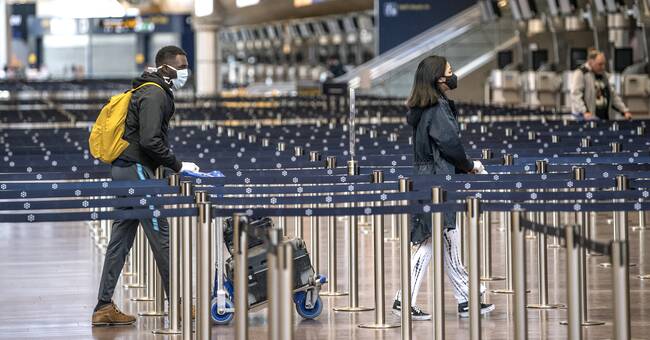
<box><xmin>471</xmin><ymin>160</ymin><xmax>485</xmax><ymax>174</ymax></box>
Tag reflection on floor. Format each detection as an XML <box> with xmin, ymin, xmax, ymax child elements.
<box><xmin>1</xmin><ymin>213</ymin><xmax>649</xmax><ymax>339</ymax></box>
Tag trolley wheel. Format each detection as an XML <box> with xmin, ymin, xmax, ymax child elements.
<box><xmin>293</xmin><ymin>291</ymin><xmax>323</xmax><ymax>319</ymax></box>
<box><xmin>211</xmin><ymin>297</ymin><xmax>234</xmax><ymax>325</ymax></box>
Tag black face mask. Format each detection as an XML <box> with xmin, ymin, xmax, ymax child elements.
<box><xmin>445</xmin><ymin>73</ymin><xmax>458</xmax><ymax>90</ymax></box>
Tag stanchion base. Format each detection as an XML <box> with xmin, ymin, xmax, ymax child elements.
<box><xmin>138</xmin><ymin>311</ymin><xmax>166</xmax><ymax>317</ymax></box>
<box><xmin>548</xmin><ymin>244</ymin><xmax>562</xmax><ymax>249</ymax></box>
<box><xmin>638</xmin><ymin>274</ymin><xmax>650</xmax><ymax>280</ymax></box>
<box><xmin>358</xmin><ymin>323</ymin><xmax>400</xmax><ymax>329</ymax></box>
<box><xmin>586</xmin><ymin>253</ymin><xmax>604</xmax><ymax>257</ymax></box>
<box><xmin>321</xmin><ymin>291</ymin><xmax>349</xmax><ymax>297</ymax></box>
<box><xmin>123</xmin><ymin>284</ymin><xmax>145</xmax><ymax>289</ymax></box>
<box><xmin>632</xmin><ymin>226</ymin><xmax>650</xmax><ymax>231</ymax></box>
<box><xmin>122</xmin><ymin>272</ymin><xmax>136</xmax><ymax>276</ymax></box>
<box><xmin>492</xmin><ymin>289</ymin><xmax>531</xmax><ymax>294</ymax></box>
<box><xmin>600</xmin><ymin>262</ymin><xmax>637</xmax><ymax>268</ymax></box>
<box><xmin>527</xmin><ymin>303</ymin><xmax>565</xmax><ymax>309</ymax></box>
<box><xmin>152</xmin><ymin>328</ymin><xmax>182</xmax><ymax>335</ymax></box>
<box><xmin>131</xmin><ymin>297</ymin><xmax>154</xmax><ymax>302</ymax></box>
<box><xmin>526</xmin><ymin>235</ymin><xmax>537</xmax><ymax>240</ymax></box>
<box><xmin>384</xmin><ymin>238</ymin><xmax>400</xmax><ymax>242</ymax></box>
<box><xmin>480</xmin><ymin>276</ymin><xmax>505</xmax><ymax>282</ymax></box>
<box><xmin>333</xmin><ymin>306</ymin><xmax>374</xmax><ymax>312</ymax></box>
<box><xmin>559</xmin><ymin>320</ymin><xmax>606</xmax><ymax>326</ymax></box>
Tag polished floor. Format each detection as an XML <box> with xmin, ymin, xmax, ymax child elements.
<box><xmin>1</xmin><ymin>213</ymin><xmax>650</xmax><ymax>339</ymax></box>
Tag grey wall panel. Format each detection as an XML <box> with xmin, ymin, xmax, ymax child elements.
<box><xmin>90</xmin><ymin>34</ymin><xmax>137</xmax><ymax>78</ymax></box>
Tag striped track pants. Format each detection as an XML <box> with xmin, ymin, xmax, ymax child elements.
<box><xmin>395</xmin><ymin>228</ymin><xmax>486</xmax><ymax>306</ymax></box>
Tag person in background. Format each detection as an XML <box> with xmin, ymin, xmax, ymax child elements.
<box><xmin>571</xmin><ymin>49</ymin><xmax>632</xmax><ymax>120</ymax></box>
<box><xmin>91</xmin><ymin>46</ymin><xmax>200</xmax><ymax>326</ymax></box>
<box><xmin>392</xmin><ymin>55</ymin><xmax>494</xmax><ymax>320</ymax></box>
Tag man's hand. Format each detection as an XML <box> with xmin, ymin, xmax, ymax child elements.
<box><xmin>584</xmin><ymin>111</ymin><xmax>594</xmax><ymax>120</ymax></box>
<box><xmin>624</xmin><ymin>112</ymin><xmax>633</xmax><ymax>120</ymax></box>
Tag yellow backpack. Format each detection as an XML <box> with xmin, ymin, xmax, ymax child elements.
<box><xmin>89</xmin><ymin>82</ymin><xmax>163</xmax><ymax>164</ymax></box>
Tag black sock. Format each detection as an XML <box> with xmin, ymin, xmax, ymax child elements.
<box><xmin>94</xmin><ymin>300</ymin><xmax>111</xmax><ymax>312</ymax></box>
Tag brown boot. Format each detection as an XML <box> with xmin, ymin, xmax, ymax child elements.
<box><xmin>92</xmin><ymin>302</ymin><xmax>136</xmax><ymax>326</ymax></box>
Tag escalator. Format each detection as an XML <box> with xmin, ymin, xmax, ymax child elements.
<box><xmin>336</xmin><ymin>5</ymin><xmax>518</xmax><ymax>98</ymax></box>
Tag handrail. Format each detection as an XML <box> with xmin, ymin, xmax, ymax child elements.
<box><xmin>338</xmin><ymin>5</ymin><xmax>483</xmax><ymax>87</ymax></box>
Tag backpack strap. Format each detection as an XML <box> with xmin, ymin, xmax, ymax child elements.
<box><xmin>131</xmin><ymin>82</ymin><xmax>164</xmax><ymax>92</ymax></box>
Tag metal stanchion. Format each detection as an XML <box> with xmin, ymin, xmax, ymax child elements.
<box><xmin>611</xmin><ymin>240</ymin><xmax>631</xmax><ymax>340</ymax></box>
<box><xmin>466</xmin><ymin>197</ymin><xmax>481</xmax><ymax>340</ymax></box>
<box><xmin>268</xmin><ymin>229</ymin><xmax>282</xmax><ymax>340</ymax></box>
<box><xmin>334</xmin><ymin>160</ymin><xmax>372</xmax><ymax>312</ymax></box>
<box><xmin>561</xmin><ymin>167</ymin><xmax>605</xmax><ymax>326</ymax></box>
<box><xmin>565</xmin><ymin>224</ymin><xmax>582</xmax><ymax>340</ymax></box>
<box><xmin>124</xmin><ymin>229</ymin><xmax>145</xmax><ymax>289</ymax></box>
<box><xmin>321</xmin><ymin>156</ymin><xmax>347</xmax><ymax>297</ymax></box>
<box><xmin>479</xmin><ymin>149</ymin><xmax>503</xmax><ymax>282</ymax></box>
<box><xmin>153</xmin><ymin>173</ymin><xmax>182</xmax><ymax>335</ymax></box>
<box><xmin>548</xmin><ymin>189</ymin><xmax>562</xmax><ymax>249</ymax></box>
<box><xmin>131</xmin><ymin>241</ymin><xmax>155</xmax><ymax>302</ymax></box>
<box><xmin>196</xmin><ymin>201</ymin><xmax>212</xmax><ymax>340</ymax></box>
<box><xmin>181</xmin><ymin>181</ymin><xmax>193</xmax><ymax>340</ymax></box>
<box><xmin>431</xmin><ymin>187</ymin><xmax>445</xmax><ymax>340</ymax></box>
<box><xmin>359</xmin><ymin>170</ymin><xmax>399</xmax><ymax>329</ymax></box>
<box><xmin>310</xmin><ymin>206</ymin><xmax>319</xmax><ymax>274</ymax></box>
<box><xmin>511</xmin><ymin>210</ymin><xmax>528</xmax><ymax>340</ymax></box>
<box><xmin>632</xmin><ymin>211</ymin><xmax>649</xmax><ymax>231</ymax></box>
<box><xmin>401</xmin><ymin>179</ymin><xmax>413</xmax><ymax>340</ymax></box>
<box><xmin>234</xmin><ymin>213</ymin><xmax>249</xmax><ymax>340</ymax></box>
<box><xmin>279</xmin><ymin>242</ymin><xmax>295</xmax><ymax>340</ymax></box>
<box><xmin>528</xmin><ymin>160</ymin><xmax>563</xmax><ymax>310</ymax></box>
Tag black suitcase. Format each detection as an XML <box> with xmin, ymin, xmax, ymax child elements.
<box><xmin>222</xmin><ymin>216</ymin><xmax>273</xmax><ymax>255</ymax></box>
<box><xmin>224</xmin><ymin>237</ymin><xmax>315</xmax><ymax>307</ymax></box>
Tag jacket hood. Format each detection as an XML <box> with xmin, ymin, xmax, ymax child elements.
<box><xmin>132</xmin><ymin>71</ymin><xmax>174</xmax><ymax>98</ymax></box>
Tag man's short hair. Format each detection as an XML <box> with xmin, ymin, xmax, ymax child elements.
<box><xmin>155</xmin><ymin>46</ymin><xmax>187</xmax><ymax>67</ymax></box>
<box><xmin>588</xmin><ymin>48</ymin><xmax>603</xmax><ymax>60</ymax></box>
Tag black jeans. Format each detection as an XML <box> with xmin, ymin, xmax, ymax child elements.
<box><xmin>97</xmin><ymin>163</ymin><xmax>170</xmax><ymax>302</ymax></box>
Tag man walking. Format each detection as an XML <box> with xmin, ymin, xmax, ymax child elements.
<box><xmin>571</xmin><ymin>49</ymin><xmax>632</xmax><ymax>120</ymax></box>
<box><xmin>92</xmin><ymin>46</ymin><xmax>199</xmax><ymax>326</ymax></box>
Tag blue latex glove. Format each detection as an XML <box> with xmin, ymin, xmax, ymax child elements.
<box><xmin>181</xmin><ymin>170</ymin><xmax>225</xmax><ymax>178</ymax></box>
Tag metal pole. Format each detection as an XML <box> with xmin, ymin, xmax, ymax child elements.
<box><xmin>197</xmin><ymin>202</ymin><xmax>212</xmax><ymax>340</ymax></box>
<box><xmin>467</xmin><ymin>197</ymin><xmax>481</xmax><ymax>340</ymax></box>
<box><xmin>268</xmin><ymin>229</ymin><xmax>282</xmax><ymax>340</ymax></box>
<box><xmin>279</xmin><ymin>242</ymin><xmax>295</xmax><ymax>340</ymax></box>
<box><xmin>611</xmin><ymin>241</ymin><xmax>631</xmax><ymax>340</ymax></box>
<box><xmin>633</xmin><ymin>211</ymin><xmax>649</xmax><ymax>231</ymax></box>
<box><xmin>131</xmin><ymin>241</ymin><xmax>154</xmax><ymax>302</ymax></box>
<box><xmin>432</xmin><ymin>187</ymin><xmax>445</xmax><ymax>340</ymax></box>
<box><xmin>124</xmin><ymin>229</ymin><xmax>145</xmax><ymax>288</ymax></box>
<box><xmin>401</xmin><ymin>179</ymin><xmax>413</xmax><ymax>339</ymax></box>
<box><xmin>181</xmin><ymin>181</ymin><xmax>193</xmax><ymax>340</ymax></box>
<box><xmin>511</xmin><ymin>210</ymin><xmax>528</xmax><ymax>340</ymax></box>
<box><xmin>153</xmin><ymin>173</ymin><xmax>181</xmax><ymax>334</ymax></box>
<box><xmin>493</xmin><ymin>210</ymin><xmax>515</xmax><ymax>295</ymax></box>
<box><xmin>321</xmin><ymin>157</ymin><xmax>347</xmax><ymax>297</ymax></box>
<box><xmin>528</xmin><ymin>160</ymin><xmax>563</xmax><ymax>309</ymax></box>
<box><xmin>480</xmin><ymin>149</ymin><xmax>502</xmax><ymax>282</ymax></box>
<box><xmin>565</xmin><ymin>225</ymin><xmax>582</xmax><ymax>340</ymax></box>
<box><xmin>310</xmin><ymin>206</ymin><xmax>319</xmax><ymax>274</ymax></box>
<box><xmin>359</xmin><ymin>170</ymin><xmax>399</xmax><ymax>329</ymax></box>
<box><xmin>234</xmin><ymin>213</ymin><xmax>249</xmax><ymax>340</ymax></box>
<box><xmin>334</xmin><ymin>161</ymin><xmax>372</xmax><ymax>312</ymax></box>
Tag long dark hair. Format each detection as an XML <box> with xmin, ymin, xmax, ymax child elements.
<box><xmin>406</xmin><ymin>55</ymin><xmax>447</xmax><ymax>108</ymax></box>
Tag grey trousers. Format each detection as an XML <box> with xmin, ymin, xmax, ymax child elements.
<box><xmin>97</xmin><ymin>163</ymin><xmax>170</xmax><ymax>302</ymax></box>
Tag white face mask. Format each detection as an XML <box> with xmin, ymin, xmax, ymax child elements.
<box><xmin>159</xmin><ymin>65</ymin><xmax>189</xmax><ymax>90</ymax></box>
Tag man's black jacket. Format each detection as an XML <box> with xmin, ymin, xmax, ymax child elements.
<box><xmin>116</xmin><ymin>71</ymin><xmax>182</xmax><ymax>172</ymax></box>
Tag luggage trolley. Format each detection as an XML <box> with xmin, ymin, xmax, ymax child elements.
<box><xmin>211</xmin><ymin>216</ymin><xmax>326</xmax><ymax>325</ymax></box>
